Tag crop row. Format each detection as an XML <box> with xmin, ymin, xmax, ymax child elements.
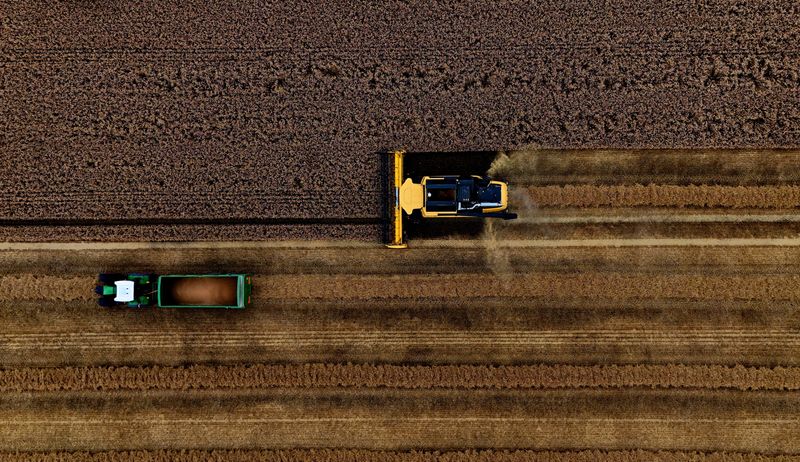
<box><xmin>3</xmin><ymin>363</ymin><xmax>800</xmax><ymax>392</ymax></box>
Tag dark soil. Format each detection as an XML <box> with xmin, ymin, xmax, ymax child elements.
<box><xmin>3</xmin><ymin>1</ymin><xmax>800</xmax><ymax>240</ymax></box>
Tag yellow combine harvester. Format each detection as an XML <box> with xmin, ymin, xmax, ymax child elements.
<box><xmin>387</xmin><ymin>150</ymin><xmax>517</xmax><ymax>248</ymax></box>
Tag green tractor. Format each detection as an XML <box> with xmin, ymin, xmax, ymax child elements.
<box><xmin>96</xmin><ymin>273</ymin><xmax>253</xmax><ymax>309</ymax></box>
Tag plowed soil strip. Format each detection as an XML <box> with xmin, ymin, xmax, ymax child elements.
<box><xmin>522</xmin><ymin>185</ymin><xmax>800</xmax><ymax>209</ymax></box>
<box><xmin>4</xmin><ymin>363</ymin><xmax>800</xmax><ymax>392</ymax></box>
<box><xmin>2</xmin><ymin>449</ymin><xmax>799</xmax><ymax>462</ymax></box>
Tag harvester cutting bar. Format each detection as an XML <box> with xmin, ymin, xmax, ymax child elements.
<box><xmin>386</xmin><ymin>150</ymin><xmax>408</xmax><ymax>248</ymax></box>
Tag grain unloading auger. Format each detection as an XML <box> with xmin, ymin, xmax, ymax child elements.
<box><xmin>386</xmin><ymin>150</ymin><xmax>517</xmax><ymax>248</ymax></box>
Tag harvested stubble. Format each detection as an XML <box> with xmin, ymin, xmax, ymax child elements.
<box><xmin>0</xmin><ymin>275</ymin><xmax>91</xmax><ymax>302</ymax></box>
<box><xmin>255</xmin><ymin>272</ymin><xmax>800</xmax><ymax>301</ymax></box>
<box><xmin>523</xmin><ymin>185</ymin><xmax>800</xmax><ymax>209</ymax></box>
<box><xmin>2</xmin><ymin>449</ymin><xmax>800</xmax><ymax>462</ymax></box>
<box><xmin>4</xmin><ymin>247</ymin><xmax>800</xmax><ymax>451</ymax></box>
<box><xmin>5</xmin><ymin>244</ymin><xmax>800</xmax><ymax>369</ymax></box>
<box><xmin>3</xmin><ymin>363</ymin><xmax>800</xmax><ymax>392</ymax></box>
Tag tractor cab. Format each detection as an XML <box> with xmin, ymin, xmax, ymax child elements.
<box><xmin>95</xmin><ymin>273</ymin><xmax>155</xmax><ymax>308</ymax></box>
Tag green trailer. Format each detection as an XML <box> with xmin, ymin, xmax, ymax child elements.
<box><xmin>96</xmin><ymin>273</ymin><xmax>252</xmax><ymax>309</ymax></box>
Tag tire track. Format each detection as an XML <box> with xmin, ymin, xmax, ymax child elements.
<box><xmin>2</xmin><ymin>330</ymin><xmax>799</xmax><ymax>349</ymax></box>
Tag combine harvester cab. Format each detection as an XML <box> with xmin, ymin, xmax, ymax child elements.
<box><xmin>401</xmin><ymin>175</ymin><xmax>512</xmax><ymax>218</ymax></box>
<box><xmin>387</xmin><ymin>150</ymin><xmax>517</xmax><ymax>248</ymax></box>
<box><xmin>96</xmin><ymin>273</ymin><xmax>252</xmax><ymax>309</ymax></box>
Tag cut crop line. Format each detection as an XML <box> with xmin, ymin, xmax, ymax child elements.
<box><xmin>510</xmin><ymin>214</ymin><xmax>800</xmax><ymax>224</ymax></box>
